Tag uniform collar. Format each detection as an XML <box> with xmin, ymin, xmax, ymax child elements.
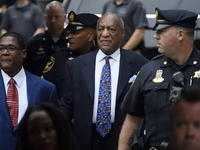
<box><xmin>160</xmin><ymin>47</ymin><xmax>200</xmax><ymax>69</ymax></box>
<box><xmin>44</xmin><ymin>30</ymin><xmax>68</xmax><ymax>42</ymax></box>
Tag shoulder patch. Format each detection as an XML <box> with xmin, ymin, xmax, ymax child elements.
<box><xmin>43</xmin><ymin>56</ymin><xmax>55</xmax><ymax>73</ymax></box>
<box><xmin>130</xmin><ymin>71</ymin><xmax>140</xmax><ymax>88</ymax></box>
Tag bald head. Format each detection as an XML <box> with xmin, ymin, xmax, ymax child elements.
<box><xmin>45</xmin><ymin>1</ymin><xmax>65</xmax><ymax>14</ymax></box>
<box><xmin>44</xmin><ymin>1</ymin><xmax>66</xmax><ymax>37</ymax></box>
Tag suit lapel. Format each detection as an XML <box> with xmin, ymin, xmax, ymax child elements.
<box><xmin>13</xmin><ymin>71</ymin><xmax>38</xmax><ymax>132</ymax></box>
<box><xmin>25</xmin><ymin>71</ymin><xmax>37</xmax><ymax>106</ymax></box>
<box><xmin>82</xmin><ymin>51</ymin><xmax>97</xmax><ymax>101</ymax></box>
<box><xmin>0</xmin><ymin>72</ymin><xmax>13</xmax><ymax>128</ymax></box>
<box><xmin>116</xmin><ymin>49</ymin><xmax>133</xmax><ymax>100</ymax></box>
<box><xmin>81</xmin><ymin>49</ymin><xmax>132</xmax><ymax>102</ymax></box>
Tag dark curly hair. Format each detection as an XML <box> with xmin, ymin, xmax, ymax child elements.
<box><xmin>0</xmin><ymin>32</ymin><xmax>25</xmax><ymax>50</ymax></box>
<box><xmin>15</xmin><ymin>103</ymin><xmax>77</xmax><ymax>150</ymax></box>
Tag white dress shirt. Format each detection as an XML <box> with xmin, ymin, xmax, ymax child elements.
<box><xmin>93</xmin><ymin>49</ymin><xmax>120</xmax><ymax>123</ymax></box>
<box><xmin>1</xmin><ymin>67</ymin><xmax>28</xmax><ymax>124</ymax></box>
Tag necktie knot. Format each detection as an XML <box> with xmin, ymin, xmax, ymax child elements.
<box><xmin>105</xmin><ymin>56</ymin><xmax>111</xmax><ymax>60</ymax></box>
<box><xmin>9</xmin><ymin>78</ymin><xmax>15</xmax><ymax>85</ymax></box>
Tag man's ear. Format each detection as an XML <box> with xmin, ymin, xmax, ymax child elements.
<box><xmin>121</xmin><ymin>28</ymin><xmax>126</xmax><ymax>39</ymax></box>
<box><xmin>22</xmin><ymin>49</ymin><xmax>27</xmax><ymax>58</ymax></box>
<box><xmin>177</xmin><ymin>29</ymin><xmax>184</xmax><ymax>41</ymax></box>
<box><xmin>88</xmin><ymin>31</ymin><xmax>95</xmax><ymax>42</ymax></box>
<box><xmin>64</xmin><ymin>14</ymin><xmax>67</xmax><ymax>20</ymax></box>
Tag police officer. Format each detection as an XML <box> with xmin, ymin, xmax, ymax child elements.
<box><xmin>118</xmin><ymin>8</ymin><xmax>199</xmax><ymax>150</ymax></box>
<box><xmin>42</xmin><ymin>11</ymin><xmax>99</xmax><ymax>99</ymax></box>
<box><xmin>23</xmin><ymin>1</ymin><xmax>69</xmax><ymax>77</ymax></box>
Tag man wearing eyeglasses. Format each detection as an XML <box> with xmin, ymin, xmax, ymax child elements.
<box><xmin>0</xmin><ymin>32</ymin><xmax>59</xmax><ymax>150</ymax></box>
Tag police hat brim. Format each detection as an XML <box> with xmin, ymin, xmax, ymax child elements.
<box><xmin>153</xmin><ymin>23</ymin><xmax>171</xmax><ymax>31</ymax></box>
<box><xmin>65</xmin><ymin>24</ymin><xmax>85</xmax><ymax>31</ymax></box>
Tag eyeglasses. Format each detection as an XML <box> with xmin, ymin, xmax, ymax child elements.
<box><xmin>0</xmin><ymin>45</ymin><xmax>21</xmax><ymax>53</ymax></box>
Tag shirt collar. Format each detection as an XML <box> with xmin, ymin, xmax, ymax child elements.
<box><xmin>15</xmin><ymin>2</ymin><xmax>31</xmax><ymax>10</ymax></box>
<box><xmin>1</xmin><ymin>67</ymin><xmax>25</xmax><ymax>87</ymax></box>
<box><xmin>97</xmin><ymin>48</ymin><xmax>120</xmax><ymax>62</ymax></box>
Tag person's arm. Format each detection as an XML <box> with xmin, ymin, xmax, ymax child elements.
<box><xmin>32</xmin><ymin>27</ymin><xmax>45</xmax><ymax>37</ymax></box>
<box><xmin>123</xmin><ymin>27</ymin><xmax>145</xmax><ymax>50</ymax></box>
<box><xmin>1</xmin><ymin>29</ymin><xmax>7</xmax><ymax>35</ymax></box>
<box><xmin>60</xmin><ymin>61</ymin><xmax>73</xmax><ymax>121</ymax></box>
<box><xmin>32</xmin><ymin>5</ymin><xmax>45</xmax><ymax>37</ymax></box>
<box><xmin>1</xmin><ymin>9</ymin><xmax>10</xmax><ymax>35</ymax></box>
<box><xmin>48</xmin><ymin>84</ymin><xmax>59</xmax><ymax>107</ymax></box>
<box><xmin>118</xmin><ymin>114</ymin><xmax>143</xmax><ymax>150</ymax></box>
<box><xmin>1</xmin><ymin>4</ymin><xmax>7</xmax><ymax>14</ymax></box>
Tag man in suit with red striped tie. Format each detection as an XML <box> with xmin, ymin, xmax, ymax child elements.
<box><xmin>0</xmin><ymin>32</ymin><xmax>59</xmax><ymax>150</ymax></box>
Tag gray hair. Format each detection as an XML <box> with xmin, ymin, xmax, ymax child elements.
<box><xmin>97</xmin><ymin>12</ymin><xmax>124</xmax><ymax>30</ymax></box>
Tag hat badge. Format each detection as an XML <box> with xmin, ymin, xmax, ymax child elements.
<box><xmin>155</xmin><ymin>10</ymin><xmax>158</xmax><ymax>19</ymax></box>
<box><xmin>69</xmin><ymin>13</ymin><xmax>74</xmax><ymax>22</ymax></box>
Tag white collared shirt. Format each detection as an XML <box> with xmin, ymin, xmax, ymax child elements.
<box><xmin>93</xmin><ymin>48</ymin><xmax>120</xmax><ymax>123</ymax></box>
<box><xmin>1</xmin><ymin>67</ymin><xmax>28</xmax><ymax>124</ymax></box>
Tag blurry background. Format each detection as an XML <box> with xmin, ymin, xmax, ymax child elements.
<box><xmin>63</xmin><ymin>0</ymin><xmax>200</xmax><ymax>58</ymax></box>
<box><xmin>1</xmin><ymin>0</ymin><xmax>199</xmax><ymax>58</ymax></box>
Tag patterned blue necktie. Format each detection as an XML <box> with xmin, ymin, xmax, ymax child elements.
<box><xmin>96</xmin><ymin>56</ymin><xmax>111</xmax><ymax>137</ymax></box>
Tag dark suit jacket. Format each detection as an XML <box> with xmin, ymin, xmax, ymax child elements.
<box><xmin>0</xmin><ymin>69</ymin><xmax>59</xmax><ymax>150</ymax></box>
<box><xmin>60</xmin><ymin>48</ymin><xmax>148</xmax><ymax>150</ymax></box>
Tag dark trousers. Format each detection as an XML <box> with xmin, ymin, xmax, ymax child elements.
<box><xmin>91</xmin><ymin>123</ymin><xmax>116</xmax><ymax>150</ymax></box>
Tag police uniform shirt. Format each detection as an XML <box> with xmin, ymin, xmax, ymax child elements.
<box><xmin>121</xmin><ymin>47</ymin><xmax>200</xmax><ymax>148</ymax></box>
<box><xmin>24</xmin><ymin>30</ymin><xmax>69</xmax><ymax>77</ymax></box>
<box><xmin>42</xmin><ymin>48</ymin><xmax>79</xmax><ymax>99</ymax></box>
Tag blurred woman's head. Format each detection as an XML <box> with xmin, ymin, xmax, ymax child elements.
<box><xmin>16</xmin><ymin>103</ymin><xmax>76</xmax><ymax>150</ymax></box>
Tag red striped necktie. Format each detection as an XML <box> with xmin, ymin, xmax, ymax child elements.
<box><xmin>7</xmin><ymin>78</ymin><xmax>18</xmax><ymax>129</ymax></box>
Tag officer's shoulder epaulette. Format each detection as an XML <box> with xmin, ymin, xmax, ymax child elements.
<box><xmin>32</xmin><ymin>32</ymin><xmax>45</xmax><ymax>39</ymax></box>
<box><xmin>150</xmin><ymin>54</ymin><xmax>164</xmax><ymax>61</ymax></box>
<box><xmin>197</xmin><ymin>49</ymin><xmax>200</xmax><ymax>55</ymax></box>
<box><xmin>58</xmin><ymin>48</ymin><xmax>71</xmax><ymax>52</ymax></box>
<box><xmin>26</xmin><ymin>32</ymin><xmax>45</xmax><ymax>44</ymax></box>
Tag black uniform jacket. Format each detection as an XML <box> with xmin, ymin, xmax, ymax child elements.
<box><xmin>42</xmin><ymin>48</ymin><xmax>79</xmax><ymax>99</ymax></box>
<box><xmin>121</xmin><ymin>47</ymin><xmax>200</xmax><ymax>148</ymax></box>
<box><xmin>23</xmin><ymin>30</ymin><xmax>69</xmax><ymax>76</ymax></box>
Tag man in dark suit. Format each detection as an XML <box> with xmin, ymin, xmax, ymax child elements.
<box><xmin>60</xmin><ymin>13</ymin><xmax>148</xmax><ymax>150</ymax></box>
<box><xmin>0</xmin><ymin>32</ymin><xmax>59</xmax><ymax>150</ymax></box>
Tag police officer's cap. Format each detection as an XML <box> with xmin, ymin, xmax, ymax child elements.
<box><xmin>66</xmin><ymin>11</ymin><xmax>99</xmax><ymax>31</ymax></box>
<box><xmin>153</xmin><ymin>7</ymin><xmax>198</xmax><ymax>30</ymax></box>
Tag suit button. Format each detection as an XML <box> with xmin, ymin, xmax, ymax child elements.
<box><xmin>87</xmin><ymin>140</ymin><xmax>90</xmax><ymax>144</ymax></box>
